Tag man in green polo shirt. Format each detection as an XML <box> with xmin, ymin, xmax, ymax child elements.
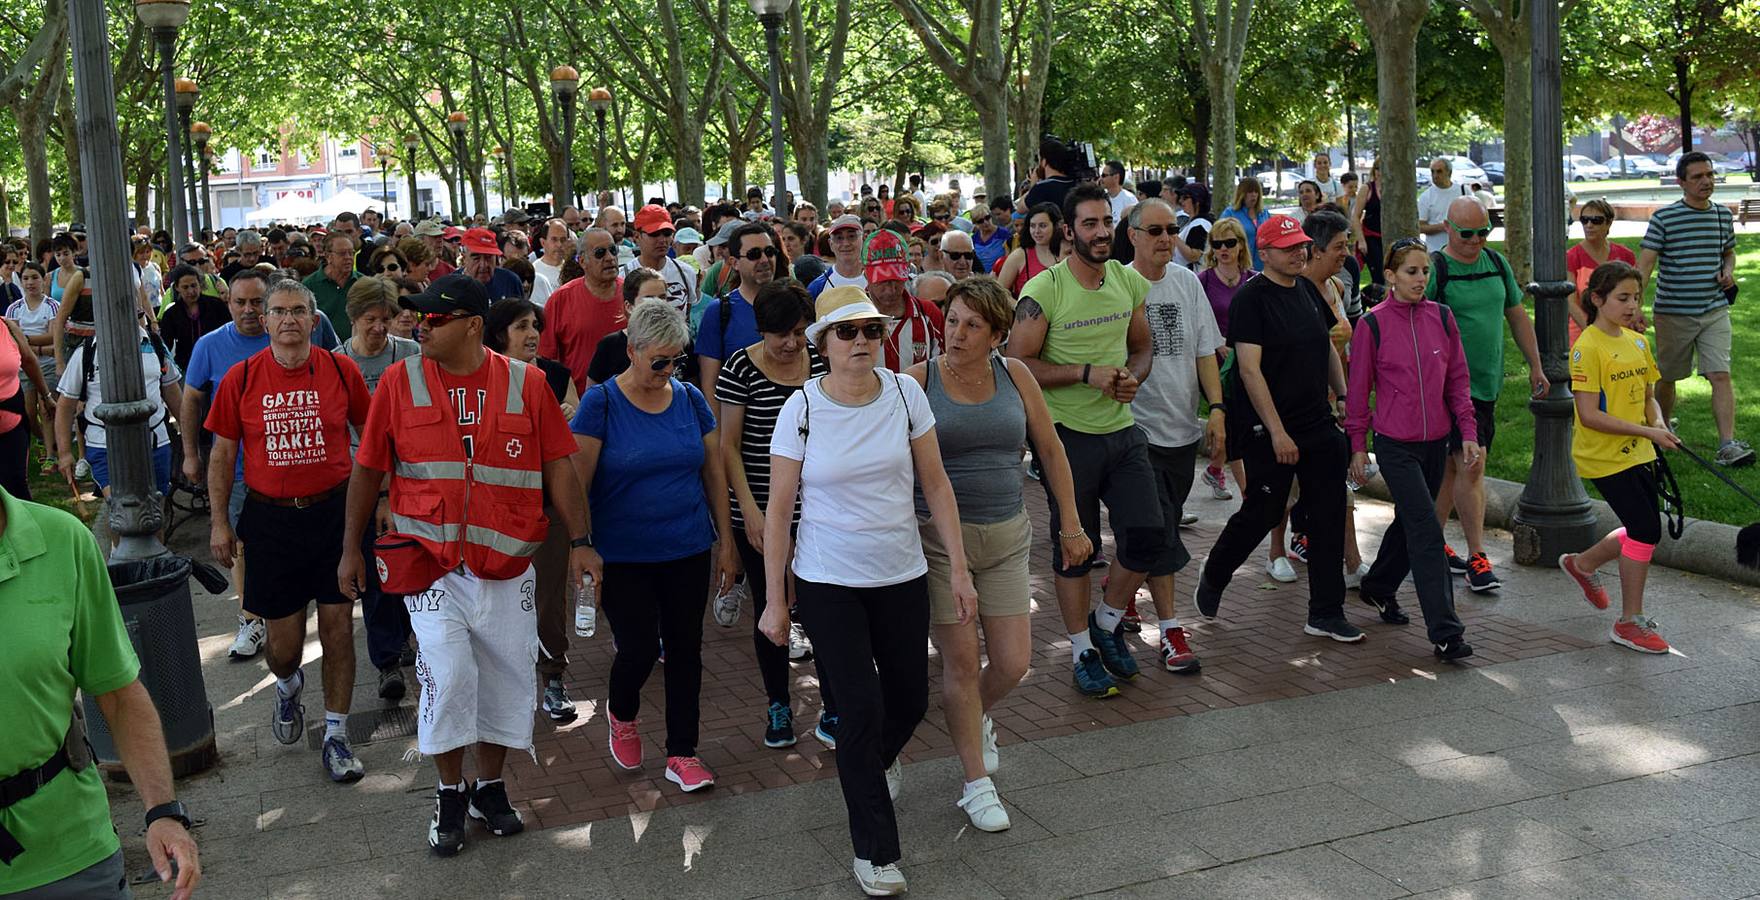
<box><xmin>1007</xmin><ymin>181</ymin><xmax>1158</xmax><ymax>700</ymax></box>
<box><xmin>302</xmin><ymin>231</ymin><xmax>361</xmax><ymax>340</ymax></box>
<box><xmin>0</xmin><ymin>488</ymin><xmax>201</xmax><ymax>898</ymax></box>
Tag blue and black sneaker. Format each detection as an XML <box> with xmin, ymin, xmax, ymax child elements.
<box><xmin>1073</xmin><ymin>649</ymin><xmax>1120</xmax><ymax>698</ymax></box>
<box><xmin>1088</xmin><ymin>612</ymin><xmax>1139</xmax><ymax>681</ymax></box>
<box><xmin>814</xmin><ymin>711</ymin><xmax>839</xmax><ymax>750</ymax></box>
<box><xmin>322</xmin><ymin>736</ymin><xmax>365</xmax><ymax>783</ymax></box>
<box><xmin>764</xmin><ymin>701</ymin><xmax>797</xmax><ymax>749</ymax></box>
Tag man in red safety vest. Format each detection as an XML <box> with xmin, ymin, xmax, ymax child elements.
<box><xmin>338</xmin><ymin>273</ymin><xmax>597</xmax><ymax>858</ymax></box>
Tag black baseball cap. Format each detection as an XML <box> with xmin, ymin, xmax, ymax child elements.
<box><xmin>400</xmin><ymin>272</ymin><xmax>490</xmax><ymax>317</ymax></box>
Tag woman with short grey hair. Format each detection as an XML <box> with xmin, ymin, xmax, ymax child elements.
<box><xmin>569</xmin><ymin>298</ymin><xmax>737</xmax><ymax>792</ymax></box>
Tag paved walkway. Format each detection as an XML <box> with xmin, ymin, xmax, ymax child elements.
<box><xmin>107</xmin><ymin>463</ymin><xmax>1760</xmax><ymax>899</ymax></box>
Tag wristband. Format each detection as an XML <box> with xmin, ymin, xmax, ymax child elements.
<box><xmin>1057</xmin><ymin>529</ymin><xmax>1085</xmax><ymax>539</ymax></box>
<box><xmin>1208</xmin><ymin>401</ymin><xmax>1226</xmax><ymax>414</ymax></box>
<box><xmin>1081</xmin><ymin>364</ymin><xmax>1092</xmax><ymax>386</ymax></box>
<box><xmin>377</xmin><ymin>490</ymin><xmax>389</xmax><ymax>499</ymax></box>
<box><xmin>570</xmin><ymin>534</ymin><xmax>595</xmax><ymax>549</ymax></box>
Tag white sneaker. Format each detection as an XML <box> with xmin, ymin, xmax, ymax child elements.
<box><xmin>885</xmin><ymin>759</ymin><xmax>902</xmax><ymax>802</ymax></box>
<box><xmin>788</xmin><ymin>622</ymin><xmax>814</xmax><ymax>661</ymax></box>
<box><xmin>74</xmin><ymin>457</ymin><xmax>91</xmax><ymax>480</ymax></box>
<box><xmin>1265</xmin><ymin>556</ymin><xmax>1298</xmax><ymax>583</ymax></box>
<box><xmin>957</xmin><ymin>777</ymin><xmax>1012</xmax><ymax>832</ymax></box>
<box><xmin>980</xmin><ymin>715</ymin><xmax>999</xmax><ymax>776</ymax></box>
<box><xmin>228</xmin><ymin>615</ymin><xmax>266</xmax><ymax>659</ymax></box>
<box><xmin>1344</xmin><ymin>562</ymin><xmax>1370</xmax><ymax>590</ymax></box>
<box><xmin>712</xmin><ymin>581</ymin><xmax>746</xmax><ymax>628</ymax></box>
<box><xmin>853</xmin><ymin>858</ymin><xmax>908</xmax><ymax>896</ymax></box>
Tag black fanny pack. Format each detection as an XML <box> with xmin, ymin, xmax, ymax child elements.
<box><xmin>0</xmin><ymin>707</ymin><xmax>94</xmax><ymax>865</ymax></box>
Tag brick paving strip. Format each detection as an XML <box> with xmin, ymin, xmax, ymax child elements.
<box><xmin>503</xmin><ymin>482</ymin><xmax>1593</xmax><ymax>831</ymax></box>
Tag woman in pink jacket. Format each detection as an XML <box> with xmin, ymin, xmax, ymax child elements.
<box><xmin>1344</xmin><ymin>238</ymin><xmax>1480</xmax><ymax>661</ymax></box>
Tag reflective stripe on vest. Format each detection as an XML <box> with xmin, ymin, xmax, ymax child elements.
<box><xmin>406</xmin><ymin>354</ymin><xmax>529</xmax><ymax>414</ymax></box>
<box><xmin>389</xmin><ymin>515</ymin><xmax>544</xmax><ymax>558</ymax></box>
<box><xmin>395</xmin><ymin>459</ymin><xmax>543</xmax><ymax>489</ymax></box>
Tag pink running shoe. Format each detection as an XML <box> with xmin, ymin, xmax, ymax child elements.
<box><xmin>608</xmin><ymin>712</ymin><xmax>642</xmax><ymax>770</ymax></box>
<box><xmin>665</xmin><ymin>756</ymin><xmax>716</xmax><ymax>792</ymax></box>
<box><xmin>1558</xmin><ymin>554</ymin><xmax>1609</xmax><ymax>610</ymax></box>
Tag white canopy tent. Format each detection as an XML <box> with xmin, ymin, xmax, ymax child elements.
<box><xmin>308</xmin><ymin>187</ymin><xmax>382</xmax><ymax>221</ymax></box>
<box><xmin>244</xmin><ymin>193</ymin><xmax>320</xmax><ymax>223</ymax></box>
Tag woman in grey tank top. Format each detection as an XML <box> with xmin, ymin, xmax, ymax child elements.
<box><xmin>905</xmin><ymin>276</ymin><xmax>1090</xmax><ymax>833</ymax></box>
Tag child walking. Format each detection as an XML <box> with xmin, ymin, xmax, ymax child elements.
<box><xmin>1558</xmin><ymin>260</ymin><xmax>1680</xmax><ymax>653</ymax></box>
<box><xmin>1344</xmin><ymin>238</ymin><xmax>1479</xmax><ymax>660</ymax></box>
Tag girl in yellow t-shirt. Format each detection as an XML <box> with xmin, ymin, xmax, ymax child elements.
<box><xmin>1558</xmin><ymin>261</ymin><xmax>1681</xmax><ymax>654</ymax></box>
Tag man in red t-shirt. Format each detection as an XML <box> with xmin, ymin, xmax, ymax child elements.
<box><xmin>205</xmin><ymin>278</ymin><xmax>372</xmax><ymax>785</ymax></box>
<box><xmin>538</xmin><ymin>228</ymin><xmax>625</xmax><ymax>390</ymax></box>
<box><xmin>338</xmin><ymin>273</ymin><xmax>595</xmax><ymax>858</ymax></box>
<box><xmin>861</xmin><ymin>228</ymin><xmax>944</xmax><ymax>371</ymax></box>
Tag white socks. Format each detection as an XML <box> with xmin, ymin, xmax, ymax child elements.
<box><xmin>324</xmin><ymin>710</ymin><xmax>347</xmax><ymax>741</ymax></box>
<box><xmin>1069</xmin><ymin>631</ymin><xmax>1096</xmax><ymax>663</ymax></box>
<box><xmin>275</xmin><ymin>669</ymin><xmax>303</xmax><ymax>699</ymax></box>
<box><xmin>1093</xmin><ymin>603</ymin><xmax>1126</xmax><ymax>633</ymax></box>
<box><xmin>1160</xmin><ymin>618</ymin><xmax>1181</xmax><ymax>633</ymax></box>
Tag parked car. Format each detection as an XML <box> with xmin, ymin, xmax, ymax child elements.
<box><xmin>1667</xmin><ymin>150</ymin><xmax>1741</xmax><ymax>175</ymax></box>
<box><xmin>1564</xmin><ymin>155</ymin><xmax>1611</xmax><ymax>181</ymax></box>
<box><xmin>1479</xmin><ymin>161</ymin><xmax>1506</xmax><ymax>186</ymax></box>
<box><xmin>1254</xmin><ymin>170</ymin><xmax>1304</xmax><ymax>196</ymax></box>
<box><xmin>1432</xmin><ymin>155</ymin><xmax>1490</xmax><ymax>187</ymax></box>
<box><xmin>1603</xmin><ymin>154</ymin><xmax>1666</xmax><ymax>177</ymax></box>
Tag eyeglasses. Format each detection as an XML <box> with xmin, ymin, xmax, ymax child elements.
<box><xmin>832</xmin><ymin>321</ymin><xmax>887</xmax><ymax>341</ymax></box>
<box><xmin>739</xmin><ymin>246</ymin><xmax>779</xmax><ymax>261</ymax></box>
<box><xmin>945</xmin><ymin>251</ymin><xmax>976</xmax><ymax>261</ymax></box>
<box><xmin>648</xmin><ymin>352</ymin><xmax>690</xmax><ymax>372</ymax></box>
<box><xmin>417</xmin><ymin>311</ymin><xmax>468</xmax><ymax>327</ymax></box>
<box><xmin>1211</xmin><ymin>238</ymin><xmax>1240</xmax><ymax>249</ymax></box>
<box><xmin>265</xmin><ymin>307</ymin><xmax>311</xmax><ymax>319</ymax></box>
<box><xmin>1134</xmin><ymin>224</ymin><xmax>1180</xmax><ymax>238</ymax></box>
<box><xmin>1578</xmin><ymin>215</ymin><xmax>1609</xmax><ymax>226</ymax></box>
<box><xmin>1448</xmin><ymin>221</ymin><xmax>1492</xmax><ymax>239</ymax></box>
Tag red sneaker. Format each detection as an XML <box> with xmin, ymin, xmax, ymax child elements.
<box><xmin>1558</xmin><ymin>554</ymin><xmax>1610</xmax><ymax>610</ymax></box>
<box><xmin>665</xmin><ymin>756</ymin><xmax>717</xmax><ymax>792</ymax></box>
<box><xmin>607</xmin><ymin>712</ymin><xmax>642</xmax><ymax>770</ymax></box>
<box><xmin>1612</xmin><ymin>617</ymin><xmax>1670</xmax><ymax>654</ymax></box>
<box><xmin>1121</xmin><ymin>595</ymin><xmax>1142</xmax><ymax>633</ymax></box>
<box><xmin>1160</xmin><ymin>627</ymin><xmax>1200</xmax><ymax>673</ymax></box>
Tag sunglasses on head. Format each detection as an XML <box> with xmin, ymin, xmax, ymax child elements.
<box><xmin>944</xmin><ymin>251</ymin><xmax>976</xmax><ymax>261</ymax></box>
<box><xmin>648</xmin><ymin>352</ymin><xmax>690</xmax><ymax>372</ymax></box>
<box><xmin>1211</xmin><ymin>238</ymin><xmax>1240</xmax><ymax>249</ymax></box>
<box><xmin>1578</xmin><ymin>215</ymin><xmax>1609</xmax><ymax>226</ymax></box>
<box><xmin>739</xmin><ymin>246</ymin><xmax>779</xmax><ymax>261</ymax></box>
<box><xmin>833</xmin><ymin>321</ymin><xmax>887</xmax><ymax>341</ymax></box>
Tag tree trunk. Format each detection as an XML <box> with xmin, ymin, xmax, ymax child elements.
<box><xmin>672</xmin><ymin>112</ymin><xmax>707</xmax><ymax>207</ymax></box>
<box><xmin>132</xmin><ymin>158</ymin><xmax>151</xmax><ymax>226</ymax></box>
<box><xmin>58</xmin><ymin>73</ymin><xmax>82</xmax><ymax>221</ymax></box>
<box><xmin>976</xmin><ymin>99</ymin><xmax>1010</xmax><ymax>205</ymax></box>
<box><xmin>1192</xmin><ymin>93</ymin><xmax>1211</xmax><ymax>187</ymax></box>
<box><xmin>1208</xmin><ymin>86</ymin><xmax>1238</xmax><ymax>214</ymax></box>
<box><xmin>793</xmin><ymin>133</ymin><xmax>829</xmax><ymax>211</ymax></box>
<box><xmin>730</xmin><ymin>150</ymin><xmax>748</xmax><ymax>202</ymax></box>
<box><xmin>1354</xmin><ymin>0</ymin><xmax>1427</xmax><ymax>244</ymax></box>
<box><xmin>893</xmin><ymin>111</ymin><xmax>916</xmax><ymax>198</ymax></box>
<box><xmin>1675</xmin><ymin>55</ymin><xmax>1693</xmax><ymax>151</ymax></box>
<box><xmin>0</xmin><ymin>173</ymin><xmax>9</xmax><ymax>236</ymax></box>
<box><xmin>20</xmin><ymin>126</ymin><xmax>54</xmax><ymax>246</ymax></box>
<box><xmin>1499</xmin><ymin>46</ymin><xmax>1534</xmax><ymax>287</ymax></box>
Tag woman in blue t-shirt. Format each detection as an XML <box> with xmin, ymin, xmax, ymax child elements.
<box><xmin>569</xmin><ymin>299</ymin><xmax>737</xmax><ymax>794</ymax></box>
<box><xmin>1219</xmin><ymin>176</ymin><xmax>1270</xmax><ymax>270</ymax></box>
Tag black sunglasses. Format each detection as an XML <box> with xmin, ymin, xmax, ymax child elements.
<box><xmin>833</xmin><ymin>322</ymin><xmax>887</xmax><ymax>341</ymax></box>
<box><xmin>585</xmin><ymin>246</ymin><xmax>615</xmax><ymax>259</ymax></box>
<box><xmin>944</xmin><ymin>251</ymin><xmax>976</xmax><ymax>261</ymax></box>
<box><xmin>1211</xmin><ymin>238</ymin><xmax>1240</xmax><ymax>249</ymax></box>
<box><xmin>1578</xmin><ymin>215</ymin><xmax>1609</xmax><ymax>226</ymax></box>
<box><xmin>1134</xmin><ymin>224</ymin><xmax>1179</xmax><ymax>238</ymax></box>
<box><xmin>739</xmin><ymin>246</ymin><xmax>779</xmax><ymax>261</ymax></box>
<box><xmin>649</xmin><ymin>352</ymin><xmax>690</xmax><ymax>372</ymax></box>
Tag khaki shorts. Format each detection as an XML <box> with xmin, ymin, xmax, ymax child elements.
<box><xmin>919</xmin><ymin>509</ymin><xmax>1033</xmax><ymax>626</ymax></box>
<box><xmin>1654</xmin><ymin>308</ymin><xmax>1732</xmax><ymax>380</ymax></box>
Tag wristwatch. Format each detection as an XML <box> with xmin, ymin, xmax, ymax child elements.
<box><xmin>569</xmin><ymin>533</ymin><xmax>595</xmax><ymax>549</ymax></box>
<box><xmin>144</xmin><ymin>800</ymin><xmax>192</xmax><ymax>831</ymax></box>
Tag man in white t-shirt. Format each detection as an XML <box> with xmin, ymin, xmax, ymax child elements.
<box><xmin>806</xmin><ymin>215</ymin><xmax>868</xmax><ymax>300</ymax></box>
<box><xmin>1311</xmin><ymin>153</ymin><xmax>1344</xmax><ymax>206</ymax></box>
<box><xmin>1418</xmin><ymin>158</ymin><xmax>1472</xmax><ymax>252</ymax></box>
<box><xmin>1125</xmin><ymin>198</ymin><xmax>1224</xmax><ymax>675</ymax></box>
<box><xmin>530</xmin><ymin>218</ymin><xmax>571</xmax><ymax>307</ymax></box>
<box><xmin>56</xmin><ymin>327</ymin><xmax>183</xmax><ymax>499</ymax></box>
<box><xmin>1102</xmin><ymin>160</ymin><xmax>1137</xmax><ymax>224</ymax></box>
<box><xmin>624</xmin><ymin>204</ymin><xmax>698</xmax><ymax>317</ymax></box>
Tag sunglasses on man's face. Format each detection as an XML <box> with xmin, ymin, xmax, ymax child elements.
<box><xmin>649</xmin><ymin>352</ymin><xmax>690</xmax><ymax>372</ymax></box>
<box><xmin>1451</xmin><ymin>224</ymin><xmax>1492</xmax><ymax>240</ymax></box>
<box><xmin>1211</xmin><ymin>238</ymin><xmax>1240</xmax><ymax>249</ymax></box>
<box><xmin>739</xmin><ymin>246</ymin><xmax>779</xmax><ymax>261</ymax></box>
<box><xmin>585</xmin><ymin>246</ymin><xmax>615</xmax><ymax>259</ymax></box>
<box><xmin>945</xmin><ymin>251</ymin><xmax>976</xmax><ymax>262</ymax></box>
<box><xmin>417</xmin><ymin>311</ymin><xmax>468</xmax><ymax>328</ymax></box>
<box><xmin>833</xmin><ymin>322</ymin><xmax>887</xmax><ymax>341</ymax></box>
<box><xmin>1578</xmin><ymin>215</ymin><xmax>1609</xmax><ymax>226</ymax></box>
<box><xmin>1134</xmin><ymin>224</ymin><xmax>1180</xmax><ymax>238</ymax></box>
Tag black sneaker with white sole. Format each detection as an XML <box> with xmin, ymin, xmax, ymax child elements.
<box><xmin>467</xmin><ymin>781</ymin><xmax>525</xmax><ymax>836</ymax></box>
<box><xmin>1433</xmin><ymin>637</ymin><xmax>1474</xmax><ymax>661</ymax></box>
<box><xmin>1360</xmin><ymin>592</ymin><xmax>1409</xmax><ymax>625</ymax></box>
<box><xmin>1193</xmin><ymin>576</ymin><xmax>1223</xmax><ymax>620</ymax></box>
<box><xmin>377</xmin><ymin>666</ymin><xmax>406</xmax><ymax>701</ymax></box>
<box><xmin>430</xmin><ymin>786</ymin><xmax>470</xmax><ymax>856</ymax></box>
<box><xmin>1303</xmin><ymin>616</ymin><xmax>1366</xmax><ymax>643</ymax></box>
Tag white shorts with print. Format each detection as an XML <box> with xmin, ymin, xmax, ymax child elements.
<box><xmin>407</xmin><ymin>564</ymin><xmax>540</xmax><ymax>757</ymax></box>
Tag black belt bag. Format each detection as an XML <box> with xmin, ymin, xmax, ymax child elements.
<box><xmin>0</xmin><ymin>708</ymin><xmax>94</xmax><ymax>865</ymax></box>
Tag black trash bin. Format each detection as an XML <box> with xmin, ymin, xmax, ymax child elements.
<box><xmin>82</xmin><ymin>555</ymin><xmax>220</xmax><ymax>779</ymax></box>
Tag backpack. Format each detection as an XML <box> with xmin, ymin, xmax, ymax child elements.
<box><xmin>75</xmin><ymin>332</ymin><xmax>173</xmax><ymax>432</ymax></box>
<box><xmin>1359</xmin><ymin>303</ymin><xmax>1457</xmax><ymax>352</ymax></box>
<box><xmin>1430</xmin><ymin>249</ymin><xmax>1514</xmax><ymax>310</ymax></box>
<box><xmin>797</xmin><ymin>370</ymin><xmax>915</xmax><ymax>446</ymax></box>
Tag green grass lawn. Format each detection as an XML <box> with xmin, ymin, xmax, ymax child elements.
<box><xmin>1486</xmin><ymin>233</ymin><xmax>1760</xmax><ymax>528</ymax></box>
<box><xmin>1571</xmin><ymin>173</ymin><xmax>1755</xmax><ymax>193</ymax></box>
<box><xmin>23</xmin><ymin>443</ymin><xmax>99</xmax><ymax>523</ymax></box>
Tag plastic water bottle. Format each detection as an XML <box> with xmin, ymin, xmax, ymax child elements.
<box><xmin>574</xmin><ymin>577</ymin><xmax>597</xmax><ymax>637</ymax></box>
<box><xmin>1346</xmin><ymin>462</ymin><xmax>1380</xmax><ymax>493</ymax></box>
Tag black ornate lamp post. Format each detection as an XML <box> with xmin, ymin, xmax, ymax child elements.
<box><xmin>587</xmin><ymin>87</ymin><xmax>612</xmax><ymax>199</ymax></box>
<box><xmin>550</xmin><ymin>64</ymin><xmax>579</xmax><ymax>211</ymax></box>
<box><xmin>491</xmin><ymin>145</ymin><xmax>509</xmax><ymax>209</ymax></box>
<box><xmin>747</xmin><ymin>0</ymin><xmax>793</xmax><ymax>208</ymax></box>
<box><xmin>190</xmin><ymin>120</ymin><xmax>211</xmax><ymax>230</ymax></box>
<box><xmin>173</xmin><ymin>76</ymin><xmax>199</xmax><ymax>238</ymax></box>
<box><xmin>135</xmin><ymin>0</ymin><xmax>190</xmax><ymax>247</ymax></box>
<box><xmin>1512</xmin><ymin>0</ymin><xmax>1599</xmax><ymax>564</ymax></box>
<box><xmin>446</xmin><ymin>110</ymin><xmax>468</xmax><ymax>220</ymax></box>
<box><xmin>376</xmin><ymin>143</ymin><xmax>391</xmax><ymax>212</ymax></box>
<box><xmin>402</xmin><ymin>133</ymin><xmax>420</xmax><ymax>219</ymax></box>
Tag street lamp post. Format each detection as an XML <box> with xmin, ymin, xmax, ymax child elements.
<box><xmin>136</xmin><ymin>0</ymin><xmax>190</xmax><ymax>247</ymax></box>
<box><xmin>403</xmin><ymin>133</ymin><xmax>419</xmax><ymax>219</ymax></box>
<box><xmin>446</xmin><ymin>111</ymin><xmax>468</xmax><ymax>220</ymax></box>
<box><xmin>376</xmin><ymin>144</ymin><xmax>391</xmax><ymax>212</ymax></box>
<box><xmin>491</xmin><ymin>146</ymin><xmax>507</xmax><ymax>210</ymax></box>
<box><xmin>190</xmin><ymin>120</ymin><xmax>211</xmax><ymax>230</ymax></box>
<box><xmin>747</xmin><ymin>0</ymin><xmax>793</xmax><ymax>211</ymax></box>
<box><xmin>174</xmin><ymin>77</ymin><xmax>198</xmax><ymax>239</ymax></box>
<box><xmin>1511</xmin><ymin>0</ymin><xmax>1599</xmax><ymax>564</ymax></box>
<box><xmin>587</xmin><ymin>87</ymin><xmax>612</xmax><ymax>199</ymax></box>
<box><xmin>550</xmin><ymin>65</ymin><xmax>579</xmax><ymax>212</ymax></box>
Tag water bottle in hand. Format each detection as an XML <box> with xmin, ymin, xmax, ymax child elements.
<box><xmin>1346</xmin><ymin>462</ymin><xmax>1379</xmax><ymax>493</ymax></box>
<box><xmin>574</xmin><ymin>577</ymin><xmax>597</xmax><ymax>637</ymax></box>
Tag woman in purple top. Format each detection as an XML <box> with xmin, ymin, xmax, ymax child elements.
<box><xmin>1195</xmin><ymin>215</ymin><xmax>1255</xmax><ymax>501</ymax></box>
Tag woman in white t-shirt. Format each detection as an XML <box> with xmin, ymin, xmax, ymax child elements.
<box><xmin>761</xmin><ymin>285</ymin><xmax>974</xmax><ymax>898</ymax></box>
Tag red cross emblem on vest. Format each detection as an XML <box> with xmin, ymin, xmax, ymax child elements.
<box><xmin>505</xmin><ymin>438</ymin><xmax>523</xmax><ymax>458</ymax></box>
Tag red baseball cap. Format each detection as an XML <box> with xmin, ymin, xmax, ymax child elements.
<box><xmin>864</xmin><ymin>229</ymin><xmax>911</xmax><ymax>284</ymax></box>
<box><xmin>633</xmin><ymin>204</ymin><xmax>674</xmax><ymax>235</ymax></box>
<box><xmin>460</xmin><ymin>227</ymin><xmax>502</xmax><ymax>256</ymax></box>
<box><xmin>442</xmin><ymin>226</ymin><xmax>464</xmax><ymax>241</ymax></box>
<box><xmin>1257</xmin><ymin>214</ymin><xmax>1310</xmax><ymax>251</ymax></box>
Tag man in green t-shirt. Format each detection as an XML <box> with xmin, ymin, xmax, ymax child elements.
<box><xmin>1008</xmin><ymin>182</ymin><xmax>1160</xmax><ymax>700</ymax></box>
<box><xmin>0</xmin><ymin>488</ymin><xmax>200</xmax><ymax>898</ymax></box>
<box><xmin>1426</xmin><ymin>196</ymin><xmax>1547</xmax><ymax>595</ymax></box>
